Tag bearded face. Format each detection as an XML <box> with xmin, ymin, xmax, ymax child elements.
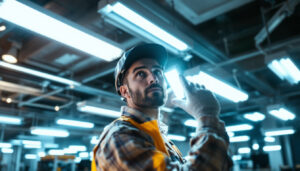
<box><xmin>120</xmin><ymin>58</ymin><xmax>167</xmax><ymax>108</ymax></box>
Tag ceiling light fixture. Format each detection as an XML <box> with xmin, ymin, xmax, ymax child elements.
<box><xmin>186</xmin><ymin>72</ymin><xmax>248</xmax><ymax>103</ymax></box>
<box><xmin>77</xmin><ymin>101</ymin><xmax>120</xmax><ymax>118</ymax></box>
<box><xmin>226</xmin><ymin>124</ymin><xmax>253</xmax><ymax>132</ymax></box>
<box><xmin>99</xmin><ymin>2</ymin><xmax>188</xmax><ymax>54</ymax></box>
<box><xmin>167</xmin><ymin>134</ymin><xmax>186</xmax><ymax>141</ymax></box>
<box><xmin>264</xmin><ymin>128</ymin><xmax>295</xmax><ymax>137</ymax></box>
<box><xmin>30</xmin><ymin>127</ymin><xmax>69</xmax><ymax>137</ymax></box>
<box><xmin>0</xmin><ymin>115</ymin><xmax>22</xmax><ymax>125</ymax></box>
<box><xmin>243</xmin><ymin>112</ymin><xmax>265</xmax><ymax>122</ymax></box>
<box><xmin>0</xmin><ymin>61</ymin><xmax>81</xmax><ymax>86</ymax></box>
<box><xmin>165</xmin><ymin>69</ymin><xmax>185</xmax><ymax>99</ymax></box>
<box><xmin>268</xmin><ymin>57</ymin><xmax>300</xmax><ymax>84</ymax></box>
<box><xmin>268</xmin><ymin>107</ymin><xmax>295</xmax><ymax>121</ymax></box>
<box><xmin>0</xmin><ymin>0</ymin><xmax>123</xmax><ymax>61</ymax></box>
<box><xmin>56</xmin><ymin>119</ymin><xmax>94</xmax><ymax>128</ymax></box>
<box><xmin>230</xmin><ymin>136</ymin><xmax>250</xmax><ymax>143</ymax></box>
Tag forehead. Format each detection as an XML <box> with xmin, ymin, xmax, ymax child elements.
<box><xmin>128</xmin><ymin>58</ymin><xmax>161</xmax><ymax>72</ymax></box>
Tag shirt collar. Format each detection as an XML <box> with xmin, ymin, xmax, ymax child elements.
<box><xmin>120</xmin><ymin>106</ymin><xmax>168</xmax><ymax>135</ymax></box>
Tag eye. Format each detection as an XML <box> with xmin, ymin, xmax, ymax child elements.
<box><xmin>153</xmin><ymin>69</ymin><xmax>163</xmax><ymax>77</ymax></box>
<box><xmin>136</xmin><ymin>71</ymin><xmax>146</xmax><ymax>78</ymax></box>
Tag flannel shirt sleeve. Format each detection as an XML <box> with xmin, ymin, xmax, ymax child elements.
<box><xmin>95</xmin><ymin>118</ymin><xmax>232</xmax><ymax>171</ymax></box>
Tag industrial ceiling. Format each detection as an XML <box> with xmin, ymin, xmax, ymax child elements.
<box><xmin>0</xmin><ymin>0</ymin><xmax>299</xmax><ymax>164</ymax></box>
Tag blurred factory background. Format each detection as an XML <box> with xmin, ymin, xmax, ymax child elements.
<box><xmin>0</xmin><ymin>0</ymin><xmax>299</xmax><ymax>170</ymax></box>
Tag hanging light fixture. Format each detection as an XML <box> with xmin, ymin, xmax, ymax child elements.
<box><xmin>2</xmin><ymin>46</ymin><xmax>18</xmax><ymax>64</ymax></box>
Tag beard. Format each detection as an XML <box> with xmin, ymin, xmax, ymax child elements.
<box><xmin>127</xmin><ymin>83</ymin><xmax>166</xmax><ymax>108</ymax></box>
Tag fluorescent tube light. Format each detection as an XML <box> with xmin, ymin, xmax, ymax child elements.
<box><xmin>268</xmin><ymin>107</ymin><xmax>295</xmax><ymax>121</ymax></box>
<box><xmin>48</xmin><ymin>149</ymin><xmax>64</xmax><ymax>155</ymax></box>
<box><xmin>264</xmin><ymin>128</ymin><xmax>295</xmax><ymax>137</ymax></box>
<box><xmin>100</xmin><ymin>2</ymin><xmax>188</xmax><ymax>52</ymax></box>
<box><xmin>0</xmin><ymin>142</ymin><xmax>12</xmax><ymax>148</ymax></box>
<box><xmin>0</xmin><ymin>0</ymin><xmax>122</xmax><ymax>61</ymax></box>
<box><xmin>232</xmin><ymin>155</ymin><xmax>242</xmax><ymax>161</ymax></box>
<box><xmin>56</xmin><ymin>119</ymin><xmax>94</xmax><ymax>128</ymax></box>
<box><xmin>165</xmin><ymin>69</ymin><xmax>185</xmax><ymax>99</ymax></box>
<box><xmin>238</xmin><ymin>147</ymin><xmax>251</xmax><ymax>154</ymax></box>
<box><xmin>1</xmin><ymin>148</ymin><xmax>13</xmax><ymax>154</ymax></box>
<box><xmin>22</xmin><ymin>140</ymin><xmax>41</xmax><ymax>146</ymax></box>
<box><xmin>31</xmin><ymin>127</ymin><xmax>69</xmax><ymax>137</ymax></box>
<box><xmin>77</xmin><ymin>102</ymin><xmax>120</xmax><ymax>118</ymax></box>
<box><xmin>184</xmin><ymin>119</ymin><xmax>197</xmax><ymax>127</ymax></box>
<box><xmin>0</xmin><ymin>115</ymin><xmax>22</xmax><ymax>125</ymax></box>
<box><xmin>75</xmin><ymin>157</ymin><xmax>81</xmax><ymax>163</ymax></box>
<box><xmin>252</xmin><ymin>143</ymin><xmax>259</xmax><ymax>150</ymax></box>
<box><xmin>230</xmin><ymin>136</ymin><xmax>250</xmax><ymax>143</ymax></box>
<box><xmin>264</xmin><ymin>136</ymin><xmax>275</xmax><ymax>142</ymax></box>
<box><xmin>63</xmin><ymin>148</ymin><xmax>77</xmax><ymax>154</ymax></box>
<box><xmin>226</xmin><ymin>124</ymin><xmax>253</xmax><ymax>132</ymax></box>
<box><xmin>167</xmin><ymin>134</ymin><xmax>186</xmax><ymax>141</ymax></box>
<box><xmin>25</xmin><ymin>154</ymin><xmax>37</xmax><ymax>159</ymax></box>
<box><xmin>228</xmin><ymin>132</ymin><xmax>235</xmax><ymax>137</ymax></box>
<box><xmin>268</xmin><ymin>58</ymin><xmax>300</xmax><ymax>84</ymax></box>
<box><xmin>69</xmin><ymin>145</ymin><xmax>86</xmax><ymax>152</ymax></box>
<box><xmin>186</xmin><ymin>72</ymin><xmax>248</xmax><ymax>103</ymax></box>
<box><xmin>263</xmin><ymin>145</ymin><xmax>281</xmax><ymax>152</ymax></box>
<box><xmin>44</xmin><ymin>143</ymin><xmax>59</xmax><ymax>148</ymax></box>
<box><xmin>244</xmin><ymin>112</ymin><xmax>265</xmax><ymax>122</ymax></box>
<box><xmin>0</xmin><ymin>61</ymin><xmax>80</xmax><ymax>86</ymax></box>
<box><xmin>24</xmin><ymin>144</ymin><xmax>41</xmax><ymax>149</ymax></box>
<box><xmin>79</xmin><ymin>152</ymin><xmax>89</xmax><ymax>158</ymax></box>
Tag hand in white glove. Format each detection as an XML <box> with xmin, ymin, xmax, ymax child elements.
<box><xmin>172</xmin><ymin>75</ymin><xmax>220</xmax><ymax>120</ymax></box>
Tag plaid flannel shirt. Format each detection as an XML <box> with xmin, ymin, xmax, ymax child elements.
<box><xmin>93</xmin><ymin>106</ymin><xmax>232</xmax><ymax>171</ymax></box>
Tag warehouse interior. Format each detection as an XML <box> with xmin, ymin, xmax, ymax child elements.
<box><xmin>0</xmin><ymin>0</ymin><xmax>300</xmax><ymax>170</ymax></box>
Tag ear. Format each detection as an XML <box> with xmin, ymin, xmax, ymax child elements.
<box><xmin>119</xmin><ymin>85</ymin><xmax>131</xmax><ymax>100</ymax></box>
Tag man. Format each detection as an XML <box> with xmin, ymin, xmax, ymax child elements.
<box><xmin>92</xmin><ymin>43</ymin><xmax>232</xmax><ymax>171</ymax></box>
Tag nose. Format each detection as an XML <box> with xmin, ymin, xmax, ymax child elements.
<box><xmin>149</xmin><ymin>72</ymin><xmax>158</xmax><ymax>84</ymax></box>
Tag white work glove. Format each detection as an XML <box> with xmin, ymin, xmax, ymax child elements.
<box><xmin>172</xmin><ymin>75</ymin><xmax>221</xmax><ymax>120</ymax></box>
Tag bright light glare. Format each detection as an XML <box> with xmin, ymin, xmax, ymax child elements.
<box><xmin>186</xmin><ymin>72</ymin><xmax>248</xmax><ymax>103</ymax></box>
<box><xmin>244</xmin><ymin>112</ymin><xmax>265</xmax><ymax>122</ymax></box>
<box><xmin>165</xmin><ymin>69</ymin><xmax>185</xmax><ymax>99</ymax></box>
<box><xmin>228</xmin><ymin>132</ymin><xmax>234</xmax><ymax>137</ymax></box>
<box><xmin>56</xmin><ymin>119</ymin><xmax>94</xmax><ymax>128</ymax></box>
<box><xmin>104</xmin><ymin>2</ymin><xmax>188</xmax><ymax>51</ymax></box>
<box><xmin>238</xmin><ymin>147</ymin><xmax>251</xmax><ymax>154</ymax></box>
<box><xmin>184</xmin><ymin>119</ymin><xmax>197</xmax><ymax>127</ymax></box>
<box><xmin>268</xmin><ymin>108</ymin><xmax>295</xmax><ymax>121</ymax></box>
<box><xmin>63</xmin><ymin>148</ymin><xmax>77</xmax><ymax>154</ymax></box>
<box><xmin>263</xmin><ymin>145</ymin><xmax>281</xmax><ymax>152</ymax></box>
<box><xmin>264</xmin><ymin>136</ymin><xmax>275</xmax><ymax>142</ymax></box>
<box><xmin>252</xmin><ymin>143</ymin><xmax>259</xmax><ymax>150</ymax></box>
<box><xmin>0</xmin><ymin>0</ymin><xmax>123</xmax><ymax>61</ymax></box>
<box><xmin>265</xmin><ymin>129</ymin><xmax>295</xmax><ymax>137</ymax></box>
<box><xmin>268</xmin><ymin>58</ymin><xmax>300</xmax><ymax>84</ymax></box>
<box><xmin>48</xmin><ymin>149</ymin><xmax>64</xmax><ymax>155</ymax></box>
<box><xmin>79</xmin><ymin>152</ymin><xmax>89</xmax><ymax>158</ymax></box>
<box><xmin>77</xmin><ymin>104</ymin><xmax>120</xmax><ymax>118</ymax></box>
<box><xmin>167</xmin><ymin>134</ymin><xmax>186</xmax><ymax>141</ymax></box>
<box><xmin>31</xmin><ymin>127</ymin><xmax>69</xmax><ymax>137</ymax></box>
<box><xmin>68</xmin><ymin>145</ymin><xmax>86</xmax><ymax>152</ymax></box>
<box><xmin>0</xmin><ymin>25</ymin><xmax>6</xmax><ymax>31</ymax></box>
<box><xmin>75</xmin><ymin>157</ymin><xmax>81</xmax><ymax>163</ymax></box>
<box><xmin>90</xmin><ymin>136</ymin><xmax>99</xmax><ymax>145</ymax></box>
<box><xmin>25</xmin><ymin>154</ymin><xmax>37</xmax><ymax>159</ymax></box>
<box><xmin>22</xmin><ymin>140</ymin><xmax>41</xmax><ymax>146</ymax></box>
<box><xmin>0</xmin><ymin>142</ymin><xmax>12</xmax><ymax>148</ymax></box>
<box><xmin>0</xmin><ymin>115</ymin><xmax>22</xmax><ymax>125</ymax></box>
<box><xmin>44</xmin><ymin>143</ymin><xmax>59</xmax><ymax>148</ymax></box>
<box><xmin>2</xmin><ymin>54</ymin><xmax>17</xmax><ymax>63</ymax></box>
<box><xmin>232</xmin><ymin>155</ymin><xmax>242</xmax><ymax>161</ymax></box>
<box><xmin>230</xmin><ymin>136</ymin><xmax>250</xmax><ymax>143</ymax></box>
<box><xmin>24</xmin><ymin>144</ymin><xmax>41</xmax><ymax>149</ymax></box>
<box><xmin>0</xmin><ymin>61</ymin><xmax>80</xmax><ymax>86</ymax></box>
<box><xmin>1</xmin><ymin>148</ymin><xmax>13</xmax><ymax>153</ymax></box>
<box><xmin>226</xmin><ymin>124</ymin><xmax>253</xmax><ymax>132</ymax></box>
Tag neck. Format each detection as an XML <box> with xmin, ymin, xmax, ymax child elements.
<box><xmin>128</xmin><ymin>103</ymin><xmax>159</xmax><ymax>120</ymax></box>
